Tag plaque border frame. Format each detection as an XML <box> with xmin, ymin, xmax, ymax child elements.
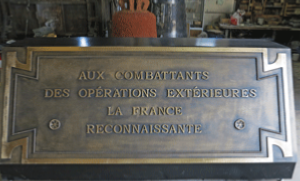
<box><xmin>0</xmin><ymin>47</ymin><xmax>295</xmax><ymax>164</ymax></box>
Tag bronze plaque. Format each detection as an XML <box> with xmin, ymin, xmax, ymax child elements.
<box><xmin>0</xmin><ymin>43</ymin><xmax>297</xmax><ymax>170</ymax></box>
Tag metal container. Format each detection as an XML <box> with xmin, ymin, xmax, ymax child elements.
<box><xmin>153</xmin><ymin>0</ymin><xmax>187</xmax><ymax>37</ymax></box>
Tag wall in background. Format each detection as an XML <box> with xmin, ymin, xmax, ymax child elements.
<box><xmin>203</xmin><ymin>0</ymin><xmax>235</xmax><ymax>28</ymax></box>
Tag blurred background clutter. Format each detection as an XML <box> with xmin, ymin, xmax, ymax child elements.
<box><xmin>1</xmin><ymin>0</ymin><xmax>300</xmax><ymax>52</ymax></box>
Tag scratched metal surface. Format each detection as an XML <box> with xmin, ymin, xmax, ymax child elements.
<box><xmin>198</xmin><ymin>61</ymin><xmax>300</xmax><ymax>181</ymax></box>
<box><xmin>0</xmin><ymin>38</ymin><xmax>297</xmax><ymax>180</ymax></box>
<box><xmin>7</xmin><ymin>37</ymin><xmax>287</xmax><ymax>48</ymax></box>
<box><xmin>1</xmin><ymin>50</ymin><xmax>285</xmax><ymax>159</ymax></box>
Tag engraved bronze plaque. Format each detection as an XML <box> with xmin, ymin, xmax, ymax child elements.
<box><xmin>0</xmin><ymin>38</ymin><xmax>297</xmax><ymax>180</ymax></box>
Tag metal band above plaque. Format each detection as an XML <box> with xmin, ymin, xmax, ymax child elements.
<box><xmin>0</xmin><ymin>38</ymin><xmax>297</xmax><ymax>180</ymax></box>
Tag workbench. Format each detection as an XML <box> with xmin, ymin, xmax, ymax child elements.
<box><xmin>220</xmin><ymin>23</ymin><xmax>300</xmax><ymax>39</ymax></box>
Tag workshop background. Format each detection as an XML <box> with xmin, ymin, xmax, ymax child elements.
<box><xmin>0</xmin><ymin>0</ymin><xmax>300</xmax><ymax>180</ymax></box>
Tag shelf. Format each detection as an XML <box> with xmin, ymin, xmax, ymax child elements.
<box><xmin>189</xmin><ymin>27</ymin><xmax>203</xmax><ymax>30</ymax></box>
<box><xmin>265</xmin><ymin>5</ymin><xmax>283</xmax><ymax>8</ymax></box>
